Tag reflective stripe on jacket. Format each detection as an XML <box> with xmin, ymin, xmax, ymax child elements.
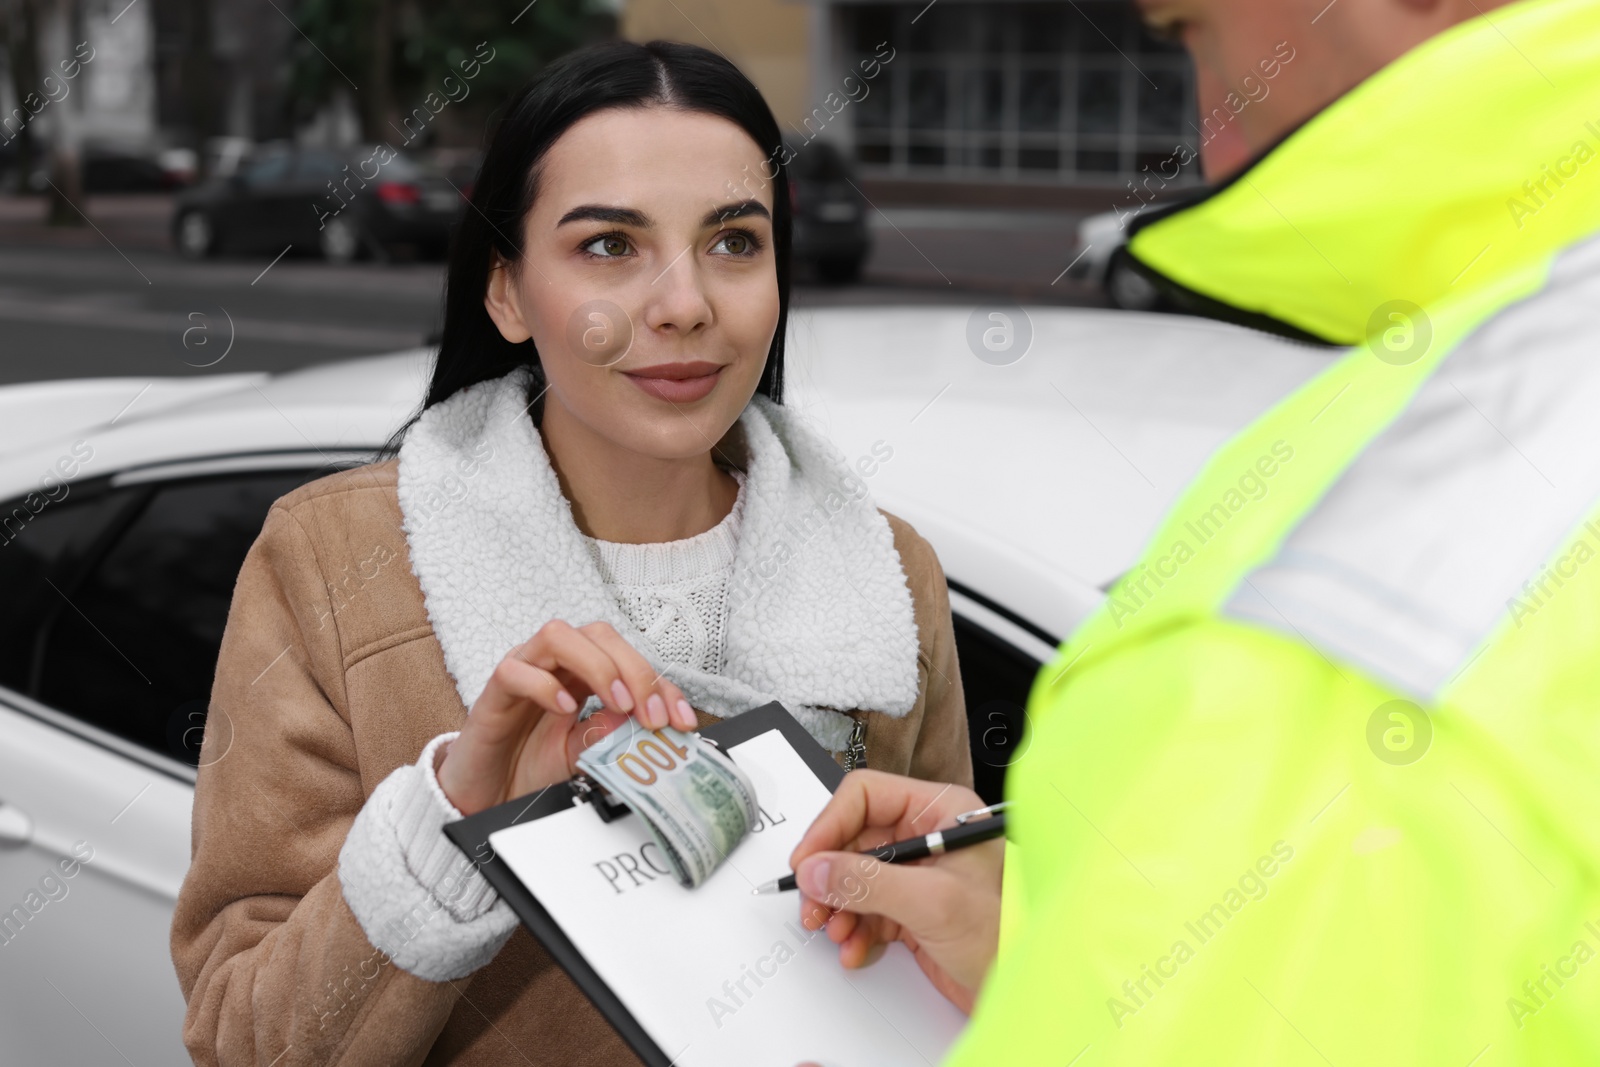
<box><xmin>950</xmin><ymin>0</ymin><xmax>1600</xmax><ymax>1062</ymax></box>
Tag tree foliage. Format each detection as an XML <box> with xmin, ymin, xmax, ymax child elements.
<box><xmin>287</xmin><ymin>0</ymin><xmax>615</xmax><ymax>143</ymax></box>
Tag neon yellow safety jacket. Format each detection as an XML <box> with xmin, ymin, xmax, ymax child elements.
<box><xmin>948</xmin><ymin>0</ymin><xmax>1600</xmax><ymax>1063</ymax></box>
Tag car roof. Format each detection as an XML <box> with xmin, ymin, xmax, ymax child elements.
<box><xmin>0</xmin><ymin>308</ymin><xmax>1330</xmax><ymax>640</ymax></box>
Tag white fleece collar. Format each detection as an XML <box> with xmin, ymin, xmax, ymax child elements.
<box><xmin>395</xmin><ymin>367</ymin><xmax>919</xmax><ymax>752</ymax></box>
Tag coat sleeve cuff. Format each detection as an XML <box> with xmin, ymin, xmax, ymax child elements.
<box><xmin>395</xmin><ymin>731</ymin><xmax>505</xmax><ymax>921</ymax></box>
<box><xmin>338</xmin><ymin>732</ymin><xmax>517</xmax><ymax>982</ymax></box>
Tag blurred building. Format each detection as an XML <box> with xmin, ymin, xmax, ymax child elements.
<box><xmin>0</xmin><ymin>0</ymin><xmax>160</xmax><ymax>151</ymax></box>
<box><xmin>0</xmin><ymin>0</ymin><xmax>294</xmax><ymax>180</ymax></box>
<box><xmin>2</xmin><ymin>0</ymin><xmax>1198</xmax><ymax>206</ymax></box>
<box><xmin>621</xmin><ymin>0</ymin><xmax>1201</xmax><ymax>209</ymax></box>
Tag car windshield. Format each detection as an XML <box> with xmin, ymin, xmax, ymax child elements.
<box><xmin>285</xmin><ymin>148</ymin><xmax>424</xmax><ymax>183</ymax></box>
<box><xmin>293</xmin><ymin>150</ymin><xmax>343</xmax><ymax>181</ymax></box>
<box><xmin>238</xmin><ymin>150</ymin><xmax>290</xmax><ymax>187</ymax></box>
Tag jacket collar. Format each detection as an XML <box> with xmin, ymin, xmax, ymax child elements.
<box><xmin>395</xmin><ymin>367</ymin><xmax>920</xmax><ymax>752</ymax></box>
<box><xmin>1128</xmin><ymin>0</ymin><xmax>1600</xmax><ymax>344</ymax></box>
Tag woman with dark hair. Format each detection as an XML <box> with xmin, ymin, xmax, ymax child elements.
<box><xmin>172</xmin><ymin>39</ymin><xmax>970</xmax><ymax>1065</ymax></box>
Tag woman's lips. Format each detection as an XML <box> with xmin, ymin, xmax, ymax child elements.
<box><xmin>622</xmin><ymin>362</ymin><xmax>723</xmax><ymax>403</ymax></box>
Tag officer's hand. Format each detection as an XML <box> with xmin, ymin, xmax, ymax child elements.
<box><xmin>788</xmin><ymin>770</ymin><xmax>1002</xmax><ymax>1014</ymax></box>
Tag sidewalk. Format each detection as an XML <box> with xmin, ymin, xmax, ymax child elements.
<box><xmin>0</xmin><ymin>193</ymin><xmax>175</xmax><ymax>253</ymax></box>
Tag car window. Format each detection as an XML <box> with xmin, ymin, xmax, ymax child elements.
<box><xmin>239</xmin><ymin>151</ymin><xmax>291</xmax><ymax>188</ymax></box>
<box><xmin>952</xmin><ymin>615</ymin><xmax>1044</xmax><ymax>805</ymax></box>
<box><xmin>292</xmin><ymin>150</ymin><xmax>344</xmax><ymax>183</ymax></box>
<box><xmin>0</xmin><ymin>483</ymin><xmax>124</xmax><ymax>692</ymax></box>
<box><xmin>21</xmin><ymin>470</ymin><xmax>325</xmax><ymax>764</ymax></box>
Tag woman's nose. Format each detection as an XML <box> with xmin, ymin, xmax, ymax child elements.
<box><xmin>640</xmin><ymin>244</ymin><xmax>714</xmax><ymax>336</ymax></box>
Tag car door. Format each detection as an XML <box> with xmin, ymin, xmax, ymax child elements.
<box><xmin>219</xmin><ymin>147</ymin><xmax>292</xmax><ymax>252</ymax></box>
<box><xmin>0</xmin><ymin>456</ymin><xmax>349</xmax><ymax>1065</ymax></box>
<box><xmin>286</xmin><ymin>149</ymin><xmax>348</xmax><ymax>248</ymax></box>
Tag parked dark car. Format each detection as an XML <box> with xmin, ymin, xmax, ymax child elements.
<box><xmin>84</xmin><ymin>147</ymin><xmax>178</xmax><ymax>192</ymax></box>
<box><xmin>171</xmin><ymin>145</ymin><xmax>462</xmax><ymax>262</ymax></box>
<box><xmin>785</xmin><ymin>140</ymin><xmax>871</xmax><ymax>283</ymax></box>
<box><xmin>0</xmin><ymin>145</ymin><xmax>180</xmax><ymax>194</ymax></box>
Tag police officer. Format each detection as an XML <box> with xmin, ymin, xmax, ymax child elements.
<box><xmin>793</xmin><ymin>0</ymin><xmax>1600</xmax><ymax>1061</ymax></box>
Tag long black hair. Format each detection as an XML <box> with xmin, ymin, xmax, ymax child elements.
<box><xmin>380</xmin><ymin>40</ymin><xmax>791</xmax><ymax>458</ymax></box>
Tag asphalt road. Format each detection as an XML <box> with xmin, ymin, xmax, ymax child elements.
<box><xmin>0</xmin><ymin>195</ymin><xmax>1101</xmax><ymax>387</ymax></box>
<box><xmin>0</xmin><ymin>244</ymin><xmax>447</xmax><ymax>385</ymax></box>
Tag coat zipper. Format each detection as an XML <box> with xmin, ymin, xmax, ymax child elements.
<box><xmin>842</xmin><ymin>716</ymin><xmax>868</xmax><ymax>772</ymax></box>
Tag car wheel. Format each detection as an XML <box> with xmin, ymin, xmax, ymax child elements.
<box><xmin>319</xmin><ymin>216</ymin><xmax>363</xmax><ymax>264</ymax></box>
<box><xmin>175</xmin><ymin>211</ymin><xmax>217</xmax><ymax>259</ymax></box>
<box><xmin>817</xmin><ymin>255</ymin><xmax>864</xmax><ymax>284</ymax></box>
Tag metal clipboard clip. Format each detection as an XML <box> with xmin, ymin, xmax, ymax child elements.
<box><xmin>953</xmin><ymin>801</ymin><xmax>1010</xmax><ymax>825</ymax></box>
<box><xmin>570</xmin><ymin>772</ymin><xmax>632</xmax><ymax>823</ymax></box>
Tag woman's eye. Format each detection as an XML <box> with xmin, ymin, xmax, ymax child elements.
<box><xmin>711</xmin><ymin>231</ymin><xmax>761</xmax><ymax>257</ymax></box>
<box><xmin>583</xmin><ymin>234</ymin><xmax>632</xmax><ymax>257</ymax></box>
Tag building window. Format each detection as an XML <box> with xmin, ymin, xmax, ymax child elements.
<box><xmin>845</xmin><ymin>0</ymin><xmax>1199</xmax><ymax>186</ymax></box>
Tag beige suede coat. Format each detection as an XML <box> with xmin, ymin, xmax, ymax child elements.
<box><xmin>170</xmin><ymin>457</ymin><xmax>972</xmax><ymax>1066</ymax></box>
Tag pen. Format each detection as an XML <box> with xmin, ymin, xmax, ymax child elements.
<box><xmin>752</xmin><ymin>802</ymin><xmax>1008</xmax><ymax>895</ymax></box>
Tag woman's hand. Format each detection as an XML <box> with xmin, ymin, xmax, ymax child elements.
<box><xmin>788</xmin><ymin>770</ymin><xmax>1003</xmax><ymax>1015</ymax></box>
<box><xmin>436</xmin><ymin>620</ymin><xmax>697</xmax><ymax>816</ymax></box>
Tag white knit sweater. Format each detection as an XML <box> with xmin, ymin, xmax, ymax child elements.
<box><xmin>581</xmin><ymin>469</ymin><xmax>746</xmax><ymax>675</ymax></box>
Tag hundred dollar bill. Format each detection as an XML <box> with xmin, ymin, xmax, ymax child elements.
<box><xmin>576</xmin><ymin>720</ymin><xmax>759</xmax><ymax>888</ymax></box>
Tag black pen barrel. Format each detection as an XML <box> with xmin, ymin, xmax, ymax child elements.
<box><xmin>868</xmin><ymin>838</ymin><xmax>932</xmax><ymax>863</ymax></box>
<box><xmin>935</xmin><ymin>816</ymin><xmax>1008</xmax><ymax>851</ymax></box>
<box><xmin>765</xmin><ymin>814</ymin><xmax>1007</xmax><ymax>893</ymax></box>
<box><xmin>869</xmin><ymin>814</ymin><xmax>1006</xmax><ymax>865</ymax></box>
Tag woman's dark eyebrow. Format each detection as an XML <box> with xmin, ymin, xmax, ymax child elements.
<box><xmin>555</xmin><ymin>201</ymin><xmax>769</xmax><ymax>229</ymax></box>
<box><xmin>557</xmin><ymin>205</ymin><xmax>653</xmax><ymax>228</ymax></box>
<box><xmin>703</xmin><ymin>200</ymin><xmax>770</xmax><ymax>226</ymax></box>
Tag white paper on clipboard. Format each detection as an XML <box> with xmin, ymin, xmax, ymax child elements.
<box><xmin>488</xmin><ymin>729</ymin><xmax>967</xmax><ymax>1067</ymax></box>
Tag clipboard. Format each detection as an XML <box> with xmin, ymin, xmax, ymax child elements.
<box><xmin>442</xmin><ymin>702</ymin><xmax>850</xmax><ymax>1067</ymax></box>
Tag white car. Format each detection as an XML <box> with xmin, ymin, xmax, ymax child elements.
<box><xmin>0</xmin><ymin>305</ymin><xmax>1330</xmax><ymax>1063</ymax></box>
<box><xmin>1063</xmin><ymin>205</ymin><xmax>1172</xmax><ymax>311</ymax></box>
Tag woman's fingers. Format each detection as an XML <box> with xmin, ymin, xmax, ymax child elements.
<box><xmin>472</xmin><ymin>655</ymin><xmax>581</xmax><ymax>732</ymax></box>
<box><xmin>521</xmin><ymin>619</ymin><xmax>656</xmax><ymax>719</ymax></box>
<box><xmin>662</xmin><ymin>677</ymin><xmax>697</xmax><ymax>730</ymax></box>
<box><xmin>529</xmin><ymin>620</ymin><xmax>697</xmax><ymax>732</ymax></box>
<box><xmin>444</xmin><ymin>619</ymin><xmax>705</xmax><ymax>815</ymax></box>
<box><xmin>578</xmin><ymin>621</ymin><xmax>695</xmax><ymax>730</ymax></box>
<box><xmin>443</xmin><ymin>653</ymin><xmax>576</xmax><ymax>814</ymax></box>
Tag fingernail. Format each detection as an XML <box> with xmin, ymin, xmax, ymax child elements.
<box><xmin>797</xmin><ymin>858</ymin><xmax>830</xmax><ymax>899</ymax></box>
<box><xmin>610</xmin><ymin>679</ymin><xmax>634</xmax><ymax>712</ymax></box>
<box><xmin>676</xmin><ymin>698</ymin><xmax>696</xmax><ymax>728</ymax></box>
<box><xmin>556</xmin><ymin>689</ymin><xmax>578</xmax><ymax>714</ymax></box>
<box><xmin>647</xmin><ymin>693</ymin><xmax>667</xmax><ymax>728</ymax></box>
